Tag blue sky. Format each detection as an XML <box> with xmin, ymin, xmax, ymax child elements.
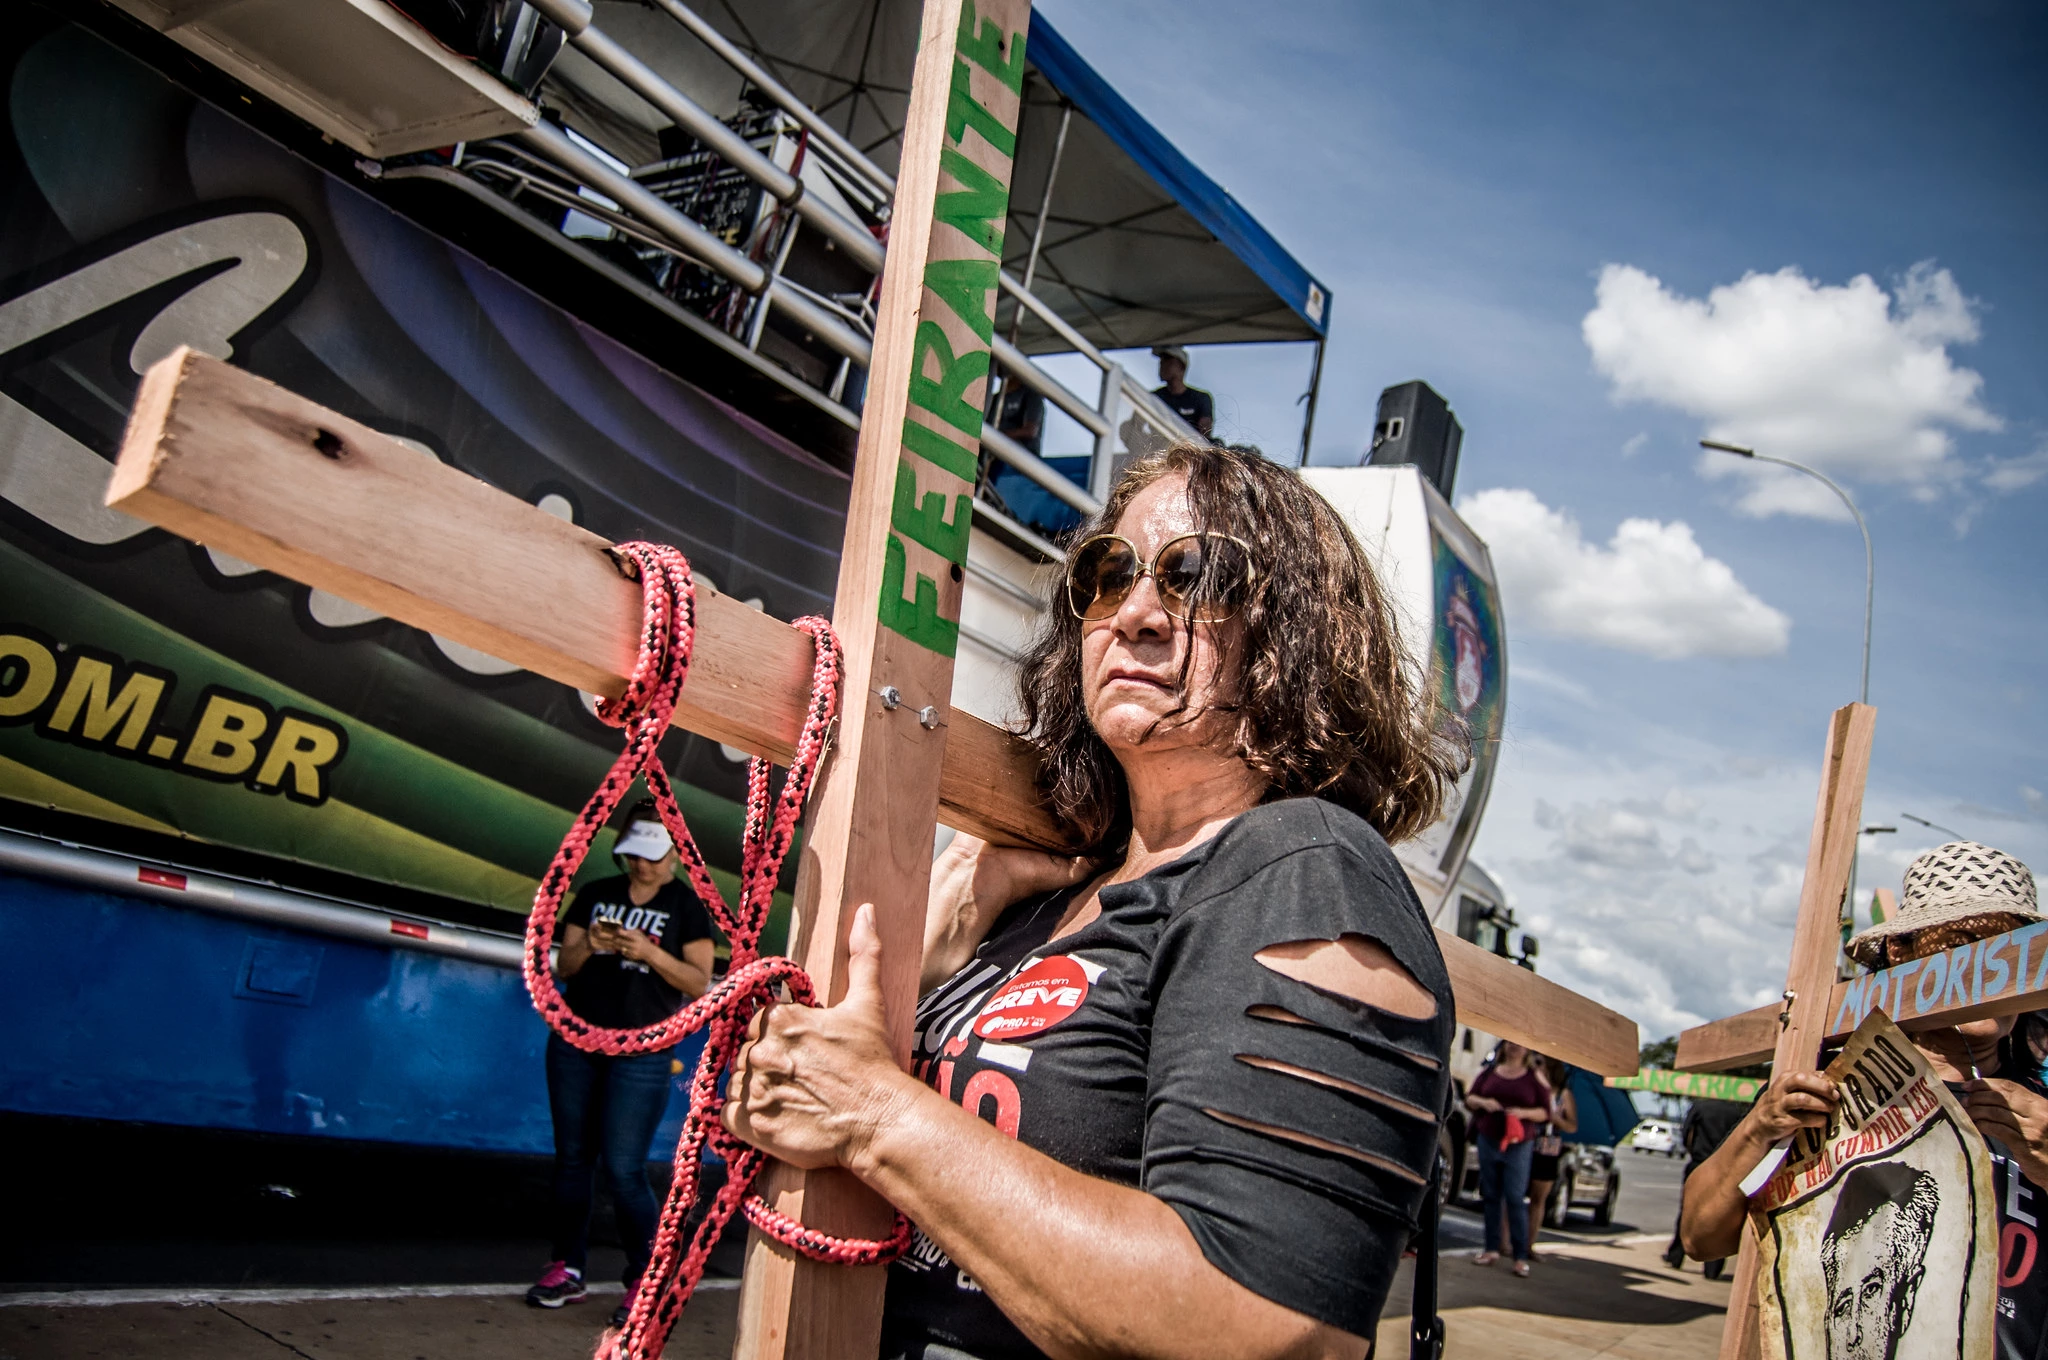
<box><xmin>1036</xmin><ymin>0</ymin><xmax>2048</xmax><ymax>1037</ymax></box>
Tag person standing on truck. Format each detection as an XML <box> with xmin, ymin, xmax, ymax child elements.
<box><xmin>1151</xmin><ymin>344</ymin><xmax>1215</xmax><ymax>440</ymax></box>
<box><xmin>526</xmin><ymin>800</ymin><xmax>716</xmax><ymax>1326</ymax></box>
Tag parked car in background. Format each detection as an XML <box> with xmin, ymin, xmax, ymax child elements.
<box><xmin>1627</xmin><ymin>1118</ymin><xmax>1680</xmax><ymax>1155</ymax></box>
<box><xmin>1544</xmin><ymin>1141</ymin><xmax>1622</xmax><ymax>1228</ymax></box>
<box><xmin>1540</xmin><ymin>1070</ymin><xmax>1635</xmax><ymax>1227</ymax></box>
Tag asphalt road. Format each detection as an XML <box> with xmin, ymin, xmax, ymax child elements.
<box><xmin>1440</xmin><ymin>1145</ymin><xmax>1691</xmax><ymax>1255</ymax></box>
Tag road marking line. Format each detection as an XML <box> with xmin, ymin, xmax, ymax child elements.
<box><xmin>0</xmin><ymin>1280</ymin><xmax>743</xmax><ymax>1308</ymax></box>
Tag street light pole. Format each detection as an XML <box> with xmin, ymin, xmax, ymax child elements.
<box><xmin>1700</xmin><ymin>440</ymin><xmax>1873</xmax><ymax>704</ymax></box>
<box><xmin>1699</xmin><ymin>439</ymin><xmax>1877</xmax><ymax>949</ymax></box>
<box><xmin>1901</xmin><ymin>811</ymin><xmax>1968</xmax><ymax>841</ymax></box>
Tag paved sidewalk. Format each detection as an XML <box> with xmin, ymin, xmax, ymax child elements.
<box><xmin>1</xmin><ymin>1236</ymin><xmax>1729</xmax><ymax>1359</ymax></box>
<box><xmin>0</xmin><ymin>1284</ymin><xmax>735</xmax><ymax>1360</ymax></box>
<box><xmin>1376</xmin><ymin>1232</ymin><xmax>1733</xmax><ymax>1359</ymax></box>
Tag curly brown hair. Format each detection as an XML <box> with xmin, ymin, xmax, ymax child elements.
<box><xmin>1016</xmin><ymin>443</ymin><xmax>1468</xmax><ymax>854</ymax></box>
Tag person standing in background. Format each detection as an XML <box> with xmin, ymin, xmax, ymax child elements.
<box><xmin>526</xmin><ymin>800</ymin><xmax>716</xmax><ymax>1327</ymax></box>
<box><xmin>1151</xmin><ymin>344</ymin><xmax>1215</xmax><ymax>440</ymax></box>
<box><xmin>1663</xmin><ymin>1096</ymin><xmax>1748</xmax><ymax>1279</ymax></box>
<box><xmin>1523</xmin><ymin>1054</ymin><xmax>1577</xmax><ymax>1258</ymax></box>
<box><xmin>1467</xmin><ymin>1040</ymin><xmax>1552</xmax><ymax>1275</ymax></box>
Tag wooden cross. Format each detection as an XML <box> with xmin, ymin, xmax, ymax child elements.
<box><xmin>1672</xmin><ymin>703</ymin><xmax>2048</xmax><ymax>1359</ymax></box>
<box><xmin>104</xmin><ymin>3</ymin><xmax>1637</xmax><ymax>1354</ymax></box>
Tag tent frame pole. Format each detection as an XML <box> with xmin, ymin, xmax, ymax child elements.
<box><xmin>1007</xmin><ymin>95</ymin><xmax>1073</xmax><ymax>347</ymax></box>
<box><xmin>1297</xmin><ymin>336</ymin><xmax>1326</xmax><ymax>465</ymax></box>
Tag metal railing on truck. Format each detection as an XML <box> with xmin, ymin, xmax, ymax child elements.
<box><xmin>379</xmin><ymin>0</ymin><xmax>1199</xmax><ymax>540</ymax></box>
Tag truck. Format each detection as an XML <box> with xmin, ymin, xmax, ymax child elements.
<box><xmin>0</xmin><ymin>0</ymin><xmax>1511</xmax><ymax>1189</ymax></box>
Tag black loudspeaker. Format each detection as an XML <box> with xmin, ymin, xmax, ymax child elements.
<box><xmin>400</xmin><ymin>1</ymin><xmax>564</xmax><ymax>94</ymax></box>
<box><xmin>1364</xmin><ymin>381</ymin><xmax>1463</xmax><ymax>499</ymax></box>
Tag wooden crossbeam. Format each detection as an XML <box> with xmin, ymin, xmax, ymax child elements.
<box><xmin>108</xmin><ymin>349</ymin><xmax>1057</xmax><ymax>852</ymax></box>
<box><xmin>1711</xmin><ymin>703</ymin><xmax>1876</xmax><ymax>1360</ymax></box>
<box><xmin>1676</xmin><ymin>918</ymin><xmax>2048</xmax><ymax>1071</ymax></box>
<box><xmin>107</xmin><ymin>350</ymin><xmax>1643</xmax><ymax>1080</ymax></box>
<box><xmin>1437</xmin><ymin>932</ymin><xmax>1637</xmax><ymax>1076</ymax></box>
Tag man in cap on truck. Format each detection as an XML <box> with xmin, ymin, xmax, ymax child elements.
<box><xmin>1152</xmin><ymin>344</ymin><xmax>1214</xmax><ymax>440</ymax></box>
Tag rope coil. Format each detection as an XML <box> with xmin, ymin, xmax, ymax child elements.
<box><xmin>522</xmin><ymin>541</ymin><xmax>910</xmax><ymax>1360</ymax></box>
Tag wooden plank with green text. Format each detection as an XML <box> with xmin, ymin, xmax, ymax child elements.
<box><xmin>729</xmin><ymin>2</ymin><xmax>1034</xmax><ymax>1356</ymax></box>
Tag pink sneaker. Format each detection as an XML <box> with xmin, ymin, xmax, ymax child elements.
<box><xmin>611</xmin><ymin>1278</ymin><xmax>640</xmax><ymax>1328</ymax></box>
<box><xmin>525</xmin><ymin>1261</ymin><xmax>587</xmax><ymax>1308</ymax></box>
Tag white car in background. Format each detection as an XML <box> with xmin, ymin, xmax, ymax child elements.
<box><xmin>1628</xmin><ymin>1118</ymin><xmax>1680</xmax><ymax>1155</ymax></box>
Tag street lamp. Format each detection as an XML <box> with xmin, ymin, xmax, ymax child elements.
<box><xmin>1901</xmin><ymin>811</ymin><xmax>1967</xmax><ymax>841</ymax></box>
<box><xmin>1700</xmin><ymin>439</ymin><xmax>1878</xmax><ymax>951</ymax></box>
<box><xmin>1699</xmin><ymin>440</ymin><xmax>1873</xmax><ymax>705</ymax></box>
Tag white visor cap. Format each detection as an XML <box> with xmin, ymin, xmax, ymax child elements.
<box><xmin>613</xmin><ymin>820</ymin><xmax>674</xmax><ymax>862</ymax></box>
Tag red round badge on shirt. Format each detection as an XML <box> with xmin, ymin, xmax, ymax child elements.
<box><xmin>973</xmin><ymin>956</ymin><xmax>1089</xmax><ymax>1040</ymax></box>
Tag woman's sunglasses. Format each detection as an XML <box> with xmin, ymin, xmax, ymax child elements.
<box><xmin>1064</xmin><ymin>532</ymin><xmax>1257</xmax><ymax>624</ymax></box>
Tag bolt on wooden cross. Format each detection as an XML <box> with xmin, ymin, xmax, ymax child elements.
<box><xmin>104</xmin><ymin>5</ymin><xmax>1638</xmax><ymax>1358</ymax></box>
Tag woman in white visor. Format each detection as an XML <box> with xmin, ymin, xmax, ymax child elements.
<box><xmin>526</xmin><ymin>799</ymin><xmax>715</xmax><ymax>1324</ymax></box>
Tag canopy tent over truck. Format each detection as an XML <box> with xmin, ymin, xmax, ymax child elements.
<box><xmin>110</xmin><ymin>0</ymin><xmax>1331</xmax><ymax>490</ymax></box>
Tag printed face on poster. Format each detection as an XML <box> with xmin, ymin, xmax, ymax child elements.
<box><xmin>1751</xmin><ymin>1012</ymin><xmax>1996</xmax><ymax>1360</ymax></box>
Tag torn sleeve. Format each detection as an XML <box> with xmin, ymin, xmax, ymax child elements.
<box><xmin>1141</xmin><ymin>818</ymin><xmax>1454</xmax><ymax>1338</ymax></box>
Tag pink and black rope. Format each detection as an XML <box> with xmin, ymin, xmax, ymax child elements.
<box><xmin>521</xmin><ymin>541</ymin><xmax>910</xmax><ymax>1360</ymax></box>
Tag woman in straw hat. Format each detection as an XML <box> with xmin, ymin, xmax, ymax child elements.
<box><xmin>1677</xmin><ymin>841</ymin><xmax>2048</xmax><ymax>1355</ymax></box>
<box><xmin>1842</xmin><ymin>840</ymin><xmax>2047</xmax><ymax>1085</ymax></box>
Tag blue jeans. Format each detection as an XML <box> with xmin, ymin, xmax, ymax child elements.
<box><xmin>545</xmin><ymin>1033</ymin><xmax>675</xmax><ymax>1282</ymax></box>
<box><xmin>1477</xmin><ymin>1136</ymin><xmax>1534</xmax><ymax>1260</ymax></box>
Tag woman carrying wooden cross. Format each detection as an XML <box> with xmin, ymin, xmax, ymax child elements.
<box><xmin>1677</xmin><ymin>841</ymin><xmax>2048</xmax><ymax>1358</ymax></box>
<box><xmin>724</xmin><ymin>443</ymin><xmax>1468</xmax><ymax>1359</ymax></box>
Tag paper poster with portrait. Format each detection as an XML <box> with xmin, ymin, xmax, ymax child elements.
<box><xmin>1750</xmin><ymin>1010</ymin><xmax>1996</xmax><ymax>1360</ymax></box>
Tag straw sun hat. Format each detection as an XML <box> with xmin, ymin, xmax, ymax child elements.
<box><xmin>1846</xmin><ymin>840</ymin><xmax>2043</xmax><ymax>968</ymax></box>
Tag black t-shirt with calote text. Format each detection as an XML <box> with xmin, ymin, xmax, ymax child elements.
<box><xmin>557</xmin><ymin>875</ymin><xmax>714</xmax><ymax>1031</ymax></box>
<box><xmin>879</xmin><ymin>799</ymin><xmax>1455</xmax><ymax>1360</ymax></box>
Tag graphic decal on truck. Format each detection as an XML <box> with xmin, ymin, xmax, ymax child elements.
<box><xmin>0</xmin><ymin>627</ymin><xmax>349</xmax><ymax>806</ymax></box>
<box><xmin>0</xmin><ymin>21</ymin><xmax>841</xmax><ymax>931</ymax></box>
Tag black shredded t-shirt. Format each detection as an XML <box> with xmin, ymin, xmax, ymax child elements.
<box><xmin>557</xmin><ymin>875</ymin><xmax>714</xmax><ymax>1031</ymax></box>
<box><xmin>880</xmin><ymin>799</ymin><xmax>1454</xmax><ymax>1360</ymax></box>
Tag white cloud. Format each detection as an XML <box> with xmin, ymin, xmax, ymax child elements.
<box><xmin>1475</xmin><ymin>731</ymin><xmax>1823</xmax><ymax>1036</ymax></box>
<box><xmin>1459</xmin><ymin>487</ymin><xmax>1790</xmax><ymax>659</ymax></box>
<box><xmin>1533</xmin><ymin>798</ymin><xmax>1715</xmax><ymax>875</ymax></box>
<box><xmin>1985</xmin><ymin>441</ymin><xmax>2048</xmax><ymax>492</ymax></box>
<box><xmin>1472</xmin><ymin>717</ymin><xmax>2048</xmax><ymax>1042</ymax></box>
<box><xmin>1582</xmin><ymin>262</ymin><xmax>2001</xmax><ymax>517</ymax></box>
